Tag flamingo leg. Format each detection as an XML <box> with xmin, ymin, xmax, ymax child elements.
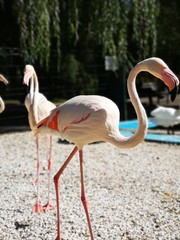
<box><xmin>33</xmin><ymin>135</ymin><xmax>43</xmax><ymax>213</ymax></box>
<box><xmin>43</xmin><ymin>135</ymin><xmax>54</xmax><ymax>211</ymax></box>
<box><xmin>34</xmin><ymin>135</ymin><xmax>41</xmax><ymax>184</ymax></box>
<box><xmin>79</xmin><ymin>150</ymin><xmax>94</xmax><ymax>240</ymax></box>
<box><xmin>54</xmin><ymin>146</ymin><xmax>78</xmax><ymax>240</ymax></box>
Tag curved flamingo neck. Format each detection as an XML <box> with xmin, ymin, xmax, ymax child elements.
<box><xmin>28</xmin><ymin>70</ymin><xmax>40</xmax><ymax>126</ymax></box>
<box><xmin>29</xmin><ymin>70</ymin><xmax>39</xmax><ymax>103</ymax></box>
<box><xmin>109</xmin><ymin>63</ymin><xmax>148</xmax><ymax>149</ymax></box>
<box><xmin>33</xmin><ymin>71</ymin><xmax>39</xmax><ymax>94</ymax></box>
<box><xmin>126</xmin><ymin>65</ymin><xmax>148</xmax><ymax>145</ymax></box>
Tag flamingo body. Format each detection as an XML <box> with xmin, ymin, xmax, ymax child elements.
<box><xmin>41</xmin><ymin>95</ymin><xmax>121</xmax><ymax>149</ymax></box>
<box><xmin>25</xmin><ymin>92</ymin><xmax>56</xmax><ymax>130</ymax></box>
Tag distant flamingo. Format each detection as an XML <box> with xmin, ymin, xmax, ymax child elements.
<box><xmin>23</xmin><ymin>65</ymin><xmax>56</xmax><ymax>213</ymax></box>
<box><xmin>35</xmin><ymin>57</ymin><xmax>179</xmax><ymax>240</ymax></box>
<box><xmin>150</xmin><ymin>106</ymin><xmax>180</xmax><ymax>134</ymax></box>
<box><xmin>0</xmin><ymin>74</ymin><xmax>9</xmax><ymax>113</ymax></box>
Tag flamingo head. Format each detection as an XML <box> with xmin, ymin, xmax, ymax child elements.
<box><xmin>23</xmin><ymin>65</ymin><xmax>35</xmax><ymax>86</ymax></box>
<box><xmin>161</xmin><ymin>67</ymin><xmax>179</xmax><ymax>102</ymax></box>
<box><xmin>0</xmin><ymin>75</ymin><xmax>9</xmax><ymax>85</ymax></box>
<box><xmin>140</xmin><ymin>58</ymin><xmax>179</xmax><ymax>102</ymax></box>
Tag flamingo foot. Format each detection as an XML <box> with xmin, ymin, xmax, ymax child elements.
<box><xmin>33</xmin><ymin>200</ymin><xmax>43</xmax><ymax>213</ymax></box>
<box><xmin>43</xmin><ymin>202</ymin><xmax>54</xmax><ymax>211</ymax></box>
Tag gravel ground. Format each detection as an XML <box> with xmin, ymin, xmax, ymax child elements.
<box><xmin>0</xmin><ymin>131</ymin><xmax>180</xmax><ymax>240</ymax></box>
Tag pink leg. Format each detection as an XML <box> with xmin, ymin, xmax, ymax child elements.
<box><xmin>33</xmin><ymin>135</ymin><xmax>43</xmax><ymax>213</ymax></box>
<box><xmin>54</xmin><ymin>146</ymin><xmax>78</xmax><ymax>240</ymax></box>
<box><xmin>34</xmin><ymin>135</ymin><xmax>41</xmax><ymax>184</ymax></box>
<box><xmin>79</xmin><ymin>150</ymin><xmax>94</xmax><ymax>240</ymax></box>
<box><xmin>43</xmin><ymin>136</ymin><xmax>54</xmax><ymax>211</ymax></box>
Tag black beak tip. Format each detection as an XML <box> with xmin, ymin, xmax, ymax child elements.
<box><xmin>170</xmin><ymin>85</ymin><xmax>179</xmax><ymax>102</ymax></box>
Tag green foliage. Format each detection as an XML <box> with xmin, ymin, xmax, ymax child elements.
<box><xmin>85</xmin><ymin>0</ymin><xmax>158</xmax><ymax>66</ymax></box>
<box><xmin>61</xmin><ymin>54</ymin><xmax>79</xmax><ymax>84</ymax></box>
<box><xmin>60</xmin><ymin>54</ymin><xmax>98</xmax><ymax>96</ymax></box>
<box><xmin>91</xmin><ymin>1</ymin><xmax>121</xmax><ymax>56</ymax></box>
<box><xmin>13</xmin><ymin>0</ymin><xmax>60</xmax><ymax>68</ymax></box>
<box><xmin>157</xmin><ymin>0</ymin><xmax>180</xmax><ymax>70</ymax></box>
<box><xmin>133</xmin><ymin>0</ymin><xmax>159</xmax><ymax>60</ymax></box>
<box><xmin>12</xmin><ymin>0</ymin><xmax>159</xmax><ymax>69</ymax></box>
<box><xmin>59</xmin><ymin>0</ymin><xmax>79</xmax><ymax>52</ymax></box>
<box><xmin>87</xmin><ymin>0</ymin><xmax>129</xmax><ymax>64</ymax></box>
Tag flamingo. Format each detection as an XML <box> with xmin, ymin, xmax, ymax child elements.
<box><xmin>0</xmin><ymin>74</ymin><xmax>9</xmax><ymax>113</ymax></box>
<box><xmin>23</xmin><ymin>65</ymin><xmax>56</xmax><ymax>213</ymax></box>
<box><xmin>150</xmin><ymin>106</ymin><xmax>180</xmax><ymax>134</ymax></box>
<box><xmin>35</xmin><ymin>57</ymin><xmax>179</xmax><ymax>240</ymax></box>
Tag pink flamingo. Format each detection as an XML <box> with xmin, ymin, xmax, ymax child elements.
<box><xmin>36</xmin><ymin>57</ymin><xmax>179</xmax><ymax>240</ymax></box>
<box><xmin>23</xmin><ymin>65</ymin><xmax>56</xmax><ymax>213</ymax></box>
<box><xmin>0</xmin><ymin>74</ymin><xmax>9</xmax><ymax>113</ymax></box>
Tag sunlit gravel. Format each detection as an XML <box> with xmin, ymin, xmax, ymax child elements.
<box><xmin>0</xmin><ymin>131</ymin><xmax>179</xmax><ymax>240</ymax></box>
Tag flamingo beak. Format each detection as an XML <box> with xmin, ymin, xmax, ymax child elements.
<box><xmin>23</xmin><ymin>70</ymin><xmax>32</xmax><ymax>86</ymax></box>
<box><xmin>0</xmin><ymin>75</ymin><xmax>9</xmax><ymax>85</ymax></box>
<box><xmin>23</xmin><ymin>65</ymin><xmax>35</xmax><ymax>85</ymax></box>
<box><xmin>3</xmin><ymin>78</ymin><xmax>9</xmax><ymax>85</ymax></box>
<box><xmin>169</xmin><ymin>84</ymin><xmax>179</xmax><ymax>102</ymax></box>
<box><xmin>23</xmin><ymin>74</ymin><xmax>29</xmax><ymax>86</ymax></box>
<box><xmin>161</xmin><ymin>67</ymin><xmax>179</xmax><ymax>102</ymax></box>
